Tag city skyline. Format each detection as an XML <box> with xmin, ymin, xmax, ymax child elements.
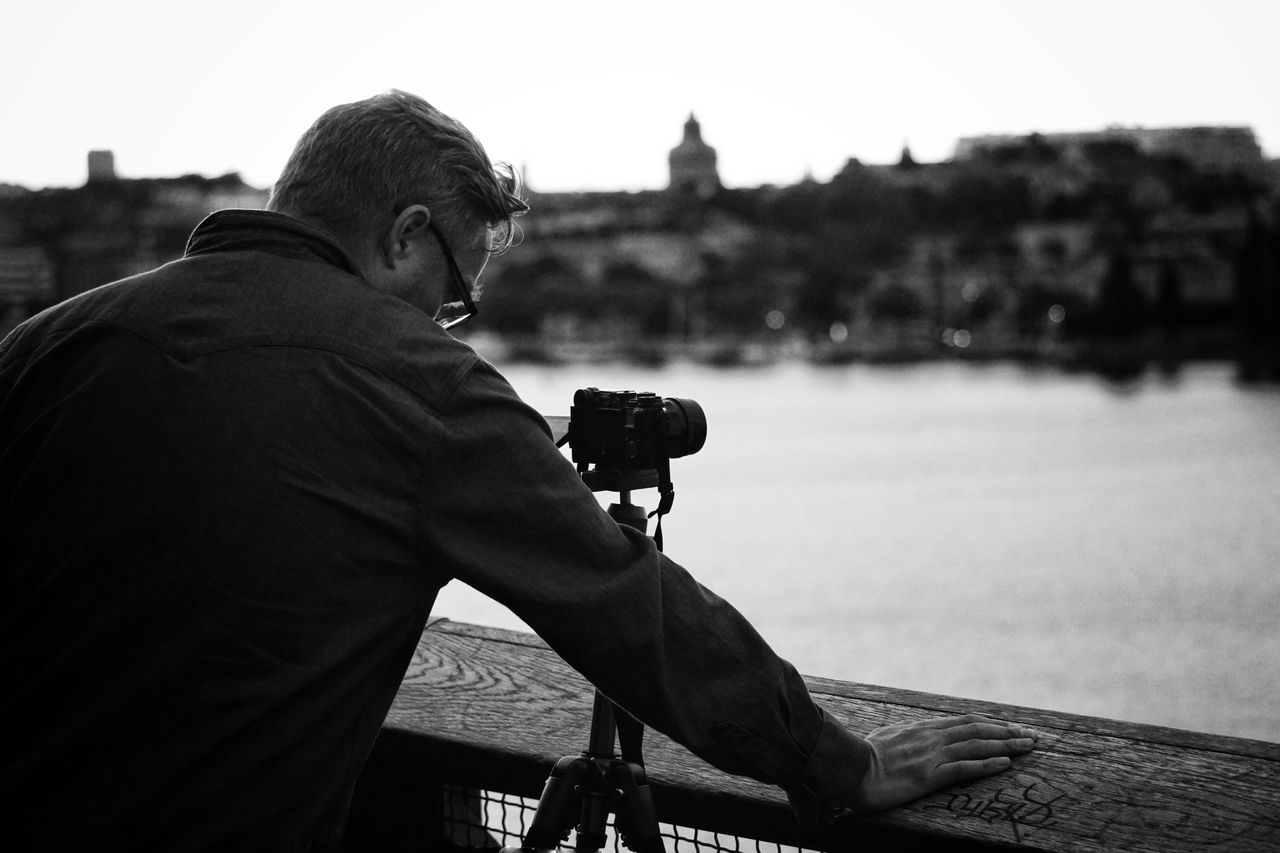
<box><xmin>4</xmin><ymin>0</ymin><xmax>1278</xmax><ymax>193</ymax></box>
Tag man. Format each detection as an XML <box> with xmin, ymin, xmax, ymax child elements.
<box><xmin>0</xmin><ymin>90</ymin><xmax>1035</xmax><ymax>850</ymax></box>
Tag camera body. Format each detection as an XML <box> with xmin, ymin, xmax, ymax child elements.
<box><xmin>568</xmin><ymin>388</ymin><xmax>706</xmax><ymax>471</ymax></box>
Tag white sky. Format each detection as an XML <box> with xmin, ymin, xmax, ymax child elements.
<box><xmin>3</xmin><ymin>0</ymin><xmax>1277</xmax><ymax>192</ymax></box>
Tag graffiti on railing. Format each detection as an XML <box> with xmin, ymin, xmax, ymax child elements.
<box><xmin>923</xmin><ymin>780</ymin><xmax>1064</xmax><ymax>843</ymax></box>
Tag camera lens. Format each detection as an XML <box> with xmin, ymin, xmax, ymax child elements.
<box><xmin>662</xmin><ymin>397</ymin><xmax>707</xmax><ymax>458</ymax></box>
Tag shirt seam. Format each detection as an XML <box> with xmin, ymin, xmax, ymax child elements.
<box><xmin>74</xmin><ymin>316</ymin><xmax>480</xmax><ymax>417</ymax></box>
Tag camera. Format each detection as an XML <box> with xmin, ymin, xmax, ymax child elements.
<box><xmin>567</xmin><ymin>388</ymin><xmax>707</xmax><ymax>471</ymax></box>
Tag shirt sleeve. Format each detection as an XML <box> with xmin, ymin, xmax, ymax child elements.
<box><xmin>418</xmin><ymin>357</ymin><xmax>871</xmax><ymax>823</ymax></box>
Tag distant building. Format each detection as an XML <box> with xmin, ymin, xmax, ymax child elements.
<box><xmin>955</xmin><ymin>126</ymin><xmax>1264</xmax><ymax>174</ymax></box>
<box><xmin>0</xmin><ymin>246</ymin><xmax>54</xmax><ymax>302</ymax></box>
<box><xmin>87</xmin><ymin>149</ymin><xmax>118</xmax><ymax>183</ymax></box>
<box><xmin>668</xmin><ymin>114</ymin><xmax>720</xmax><ymax>199</ymax></box>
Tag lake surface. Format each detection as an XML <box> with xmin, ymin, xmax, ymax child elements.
<box><xmin>434</xmin><ymin>358</ymin><xmax>1280</xmax><ymax>743</ymax></box>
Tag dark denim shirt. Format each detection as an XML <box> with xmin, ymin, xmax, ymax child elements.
<box><xmin>0</xmin><ymin>210</ymin><xmax>870</xmax><ymax>850</ymax></box>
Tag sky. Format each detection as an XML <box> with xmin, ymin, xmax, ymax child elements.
<box><xmin>3</xmin><ymin>0</ymin><xmax>1277</xmax><ymax>193</ymax></box>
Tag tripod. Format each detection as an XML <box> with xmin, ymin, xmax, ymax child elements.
<box><xmin>505</xmin><ymin>487</ymin><xmax>665</xmax><ymax>853</ymax></box>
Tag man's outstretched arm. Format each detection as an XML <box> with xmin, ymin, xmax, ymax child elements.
<box><xmin>424</xmin><ymin>360</ymin><xmax>1037</xmax><ymax>822</ymax></box>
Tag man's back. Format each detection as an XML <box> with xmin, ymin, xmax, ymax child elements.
<box><xmin>0</xmin><ymin>211</ymin><xmax>469</xmax><ymax>849</ymax></box>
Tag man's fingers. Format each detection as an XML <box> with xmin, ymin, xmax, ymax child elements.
<box><xmin>942</xmin><ymin>736</ymin><xmax>1037</xmax><ymax>762</ymax></box>
<box><xmin>930</xmin><ymin>716</ymin><xmax>1040</xmax><ymax>742</ymax></box>
<box><xmin>945</xmin><ymin>722</ymin><xmax>1040</xmax><ymax>744</ymax></box>
<box><xmin>937</xmin><ymin>756</ymin><xmax>1015</xmax><ymax>788</ymax></box>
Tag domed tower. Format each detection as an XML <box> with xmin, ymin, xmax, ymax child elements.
<box><xmin>668</xmin><ymin>114</ymin><xmax>720</xmax><ymax>199</ymax></box>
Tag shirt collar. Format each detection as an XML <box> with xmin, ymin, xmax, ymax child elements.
<box><xmin>184</xmin><ymin>209</ymin><xmax>364</xmax><ymax>277</ymax></box>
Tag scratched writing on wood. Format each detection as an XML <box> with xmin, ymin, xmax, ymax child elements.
<box><xmin>923</xmin><ymin>781</ymin><xmax>1064</xmax><ymax>843</ymax></box>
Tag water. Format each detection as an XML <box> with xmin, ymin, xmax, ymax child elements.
<box><xmin>434</xmin><ymin>358</ymin><xmax>1280</xmax><ymax>743</ymax></box>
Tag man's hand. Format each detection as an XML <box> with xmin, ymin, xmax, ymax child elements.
<box><xmin>850</xmin><ymin>715</ymin><xmax>1038</xmax><ymax>813</ymax></box>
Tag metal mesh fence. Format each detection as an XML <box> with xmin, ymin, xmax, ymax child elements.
<box><xmin>440</xmin><ymin>784</ymin><xmax>815</xmax><ymax>853</ymax></box>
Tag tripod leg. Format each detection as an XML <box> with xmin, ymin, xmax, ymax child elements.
<box><xmin>574</xmin><ymin>779</ymin><xmax>612</xmax><ymax>853</ymax></box>
<box><xmin>512</xmin><ymin>755</ymin><xmax>593</xmax><ymax>853</ymax></box>
<box><xmin>610</xmin><ymin>761</ymin><xmax>665</xmax><ymax>853</ymax></box>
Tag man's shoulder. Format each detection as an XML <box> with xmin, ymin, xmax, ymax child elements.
<box><xmin>165</xmin><ymin>249</ymin><xmax>489</xmax><ymax>411</ymax></box>
<box><xmin>1</xmin><ymin>251</ymin><xmax>486</xmax><ymax>414</ymax></box>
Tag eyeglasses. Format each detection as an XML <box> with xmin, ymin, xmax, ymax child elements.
<box><xmin>428</xmin><ymin>221</ymin><xmax>478</xmax><ymax>330</ymax></box>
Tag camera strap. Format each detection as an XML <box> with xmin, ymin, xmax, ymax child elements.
<box><xmin>647</xmin><ymin>455</ymin><xmax>675</xmax><ymax>551</ymax></box>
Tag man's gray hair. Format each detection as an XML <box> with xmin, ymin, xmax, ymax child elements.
<box><xmin>268</xmin><ymin>90</ymin><xmax>527</xmax><ymax>252</ymax></box>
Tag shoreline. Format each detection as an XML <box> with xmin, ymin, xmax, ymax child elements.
<box><xmin>460</xmin><ymin>331</ymin><xmax>1279</xmax><ymax>384</ymax></box>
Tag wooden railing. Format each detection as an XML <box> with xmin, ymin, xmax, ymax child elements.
<box><xmin>344</xmin><ymin>618</ymin><xmax>1280</xmax><ymax>852</ymax></box>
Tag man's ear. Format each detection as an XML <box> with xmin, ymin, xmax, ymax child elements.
<box><xmin>381</xmin><ymin>204</ymin><xmax>432</xmax><ymax>267</ymax></box>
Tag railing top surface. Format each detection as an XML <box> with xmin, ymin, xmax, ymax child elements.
<box><xmin>381</xmin><ymin>617</ymin><xmax>1280</xmax><ymax>852</ymax></box>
